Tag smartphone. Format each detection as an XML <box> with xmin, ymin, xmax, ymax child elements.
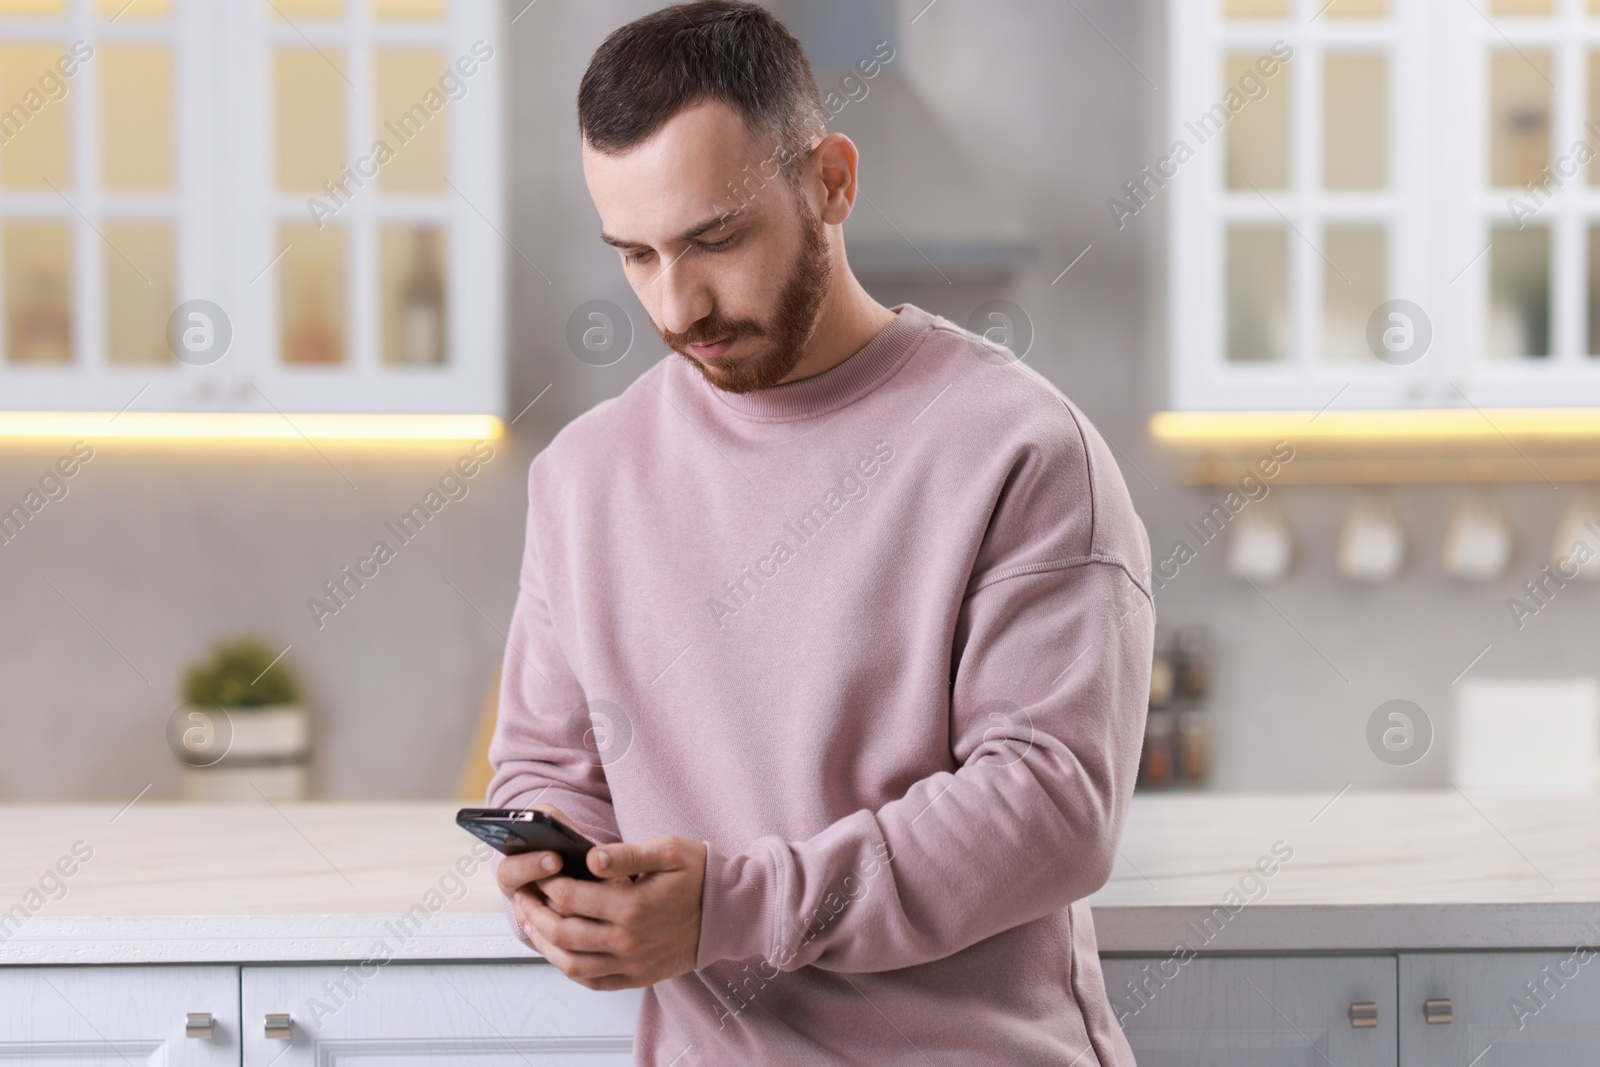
<box><xmin>456</xmin><ymin>807</ymin><xmax>601</xmax><ymax>881</ymax></box>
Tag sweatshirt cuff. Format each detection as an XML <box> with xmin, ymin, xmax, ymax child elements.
<box><xmin>696</xmin><ymin>841</ymin><xmax>780</xmax><ymax>970</ymax></box>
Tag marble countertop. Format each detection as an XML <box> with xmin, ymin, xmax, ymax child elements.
<box><xmin>0</xmin><ymin>792</ymin><xmax>1596</xmax><ymax>964</ymax></box>
<box><xmin>1090</xmin><ymin>789</ymin><xmax>1600</xmax><ymax>954</ymax></box>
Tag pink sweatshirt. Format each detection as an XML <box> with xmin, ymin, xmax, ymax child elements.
<box><xmin>488</xmin><ymin>303</ymin><xmax>1153</xmax><ymax>1066</ymax></box>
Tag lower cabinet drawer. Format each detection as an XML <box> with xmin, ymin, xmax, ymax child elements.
<box><xmin>1100</xmin><ymin>955</ymin><xmax>1398</xmax><ymax>1067</ymax></box>
<box><xmin>0</xmin><ymin>965</ymin><xmax>241</xmax><ymax>1066</ymax></box>
<box><xmin>241</xmin><ymin>962</ymin><xmax>642</xmax><ymax>1065</ymax></box>
<box><xmin>1400</xmin><ymin>951</ymin><xmax>1600</xmax><ymax>1066</ymax></box>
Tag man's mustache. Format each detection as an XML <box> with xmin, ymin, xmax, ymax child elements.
<box><xmin>658</xmin><ymin>314</ymin><xmax>767</xmax><ymax>350</ymax></box>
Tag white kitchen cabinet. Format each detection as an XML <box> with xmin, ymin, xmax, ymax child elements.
<box><xmin>4</xmin><ymin>799</ymin><xmax>1598</xmax><ymax>1065</ymax></box>
<box><xmin>1167</xmin><ymin>0</ymin><xmax>1600</xmax><ymax>411</ymax></box>
<box><xmin>0</xmin><ymin>965</ymin><xmax>240</xmax><ymax>1066</ymax></box>
<box><xmin>1400</xmin><ymin>951</ymin><xmax>1600</xmax><ymax>1065</ymax></box>
<box><xmin>240</xmin><ymin>962</ymin><xmax>640</xmax><ymax>1065</ymax></box>
<box><xmin>0</xmin><ymin>0</ymin><xmax>504</xmax><ymax>418</ymax></box>
<box><xmin>1099</xmin><ymin>955</ymin><xmax>1398</xmax><ymax>1066</ymax></box>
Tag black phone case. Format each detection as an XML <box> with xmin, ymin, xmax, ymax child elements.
<box><xmin>456</xmin><ymin>808</ymin><xmax>601</xmax><ymax>881</ymax></box>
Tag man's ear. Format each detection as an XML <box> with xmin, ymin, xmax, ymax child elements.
<box><xmin>810</xmin><ymin>132</ymin><xmax>860</xmax><ymax>226</ymax></box>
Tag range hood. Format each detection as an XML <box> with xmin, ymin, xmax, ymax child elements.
<box><xmin>774</xmin><ymin>0</ymin><xmax>1038</xmax><ymax>281</ymax></box>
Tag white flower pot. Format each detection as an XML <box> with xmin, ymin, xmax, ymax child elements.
<box><xmin>179</xmin><ymin>705</ymin><xmax>311</xmax><ymax>801</ymax></box>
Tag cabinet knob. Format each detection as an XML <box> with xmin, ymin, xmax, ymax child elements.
<box><xmin>1425</xmin><ymin>998</ymin><xmax>1454</xmax><ymax>1024</ymax></box>
<box><xmin>265</xmin><ymin>1013</ymin><xmax>293</xmax><ymax>1040</ymax></box>
<box><xmin>1348</xmin><ymin>1001</ymin><xmax>1379</xmax><ymax>1028</ymax></box>
<box><xmin>185</xmin><ymin>1012</ymin><xmax>213</xmax><ymax>1039</ymax></box>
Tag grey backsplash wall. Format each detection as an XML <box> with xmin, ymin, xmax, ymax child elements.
<box><xmin>0</xmin><ymin>0</ymin><xmax>1591</xmax><ymax>800</ymax></box>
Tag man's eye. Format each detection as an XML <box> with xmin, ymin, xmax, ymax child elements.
<box><xmin>624</xmin><ymin>249</ymin><xmax>654</xmax><ymax>265</ymax></box>
<box><xmin>700</xmin><ymin>236</ymin><xmax>735</xmax><ymax>252</ymax></box>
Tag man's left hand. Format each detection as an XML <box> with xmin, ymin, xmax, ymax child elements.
<box><xmin>508</xmin><ymin>835</ymin><xmax>707</xmax><ymax>991</ymax></box>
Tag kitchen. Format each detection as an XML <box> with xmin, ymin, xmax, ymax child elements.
<box><xmin>1</xmin><ymin>0</ymin><xmax>1599</xmax><ymax>1064</ymax></box>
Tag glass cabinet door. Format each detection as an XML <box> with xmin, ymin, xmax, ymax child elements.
<box><xmin>241</xmin><ymin>0</ymin><xmax>501</xmax><ymax>416</ymax></box>
<box><xmin>0</xmin><ymin>0</ymin><xmax>503</xmax><ymax>418</ymax></box>
<box><xmin>0</xmin><ymin>0</ymin><xmax>184</xmax><ymax>410</ymax></box>
<box><xmin>1169</xmin><ymin>0</ymin><xmax>1600</xmax><ymax>411</ymax></box>
<box><xmin>1172</xmin><ymin>0</ymin><xmax>1421</xmax><ymax>411</ymax></box>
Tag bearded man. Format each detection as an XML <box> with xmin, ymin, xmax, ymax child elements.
<box><xmin>489</xmin><ymin>4</ymin><xmax>1153</xmax><ymax>1064</ymax></box>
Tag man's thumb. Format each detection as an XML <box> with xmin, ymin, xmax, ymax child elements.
<box><xmin>589</xmin><ymin>836</ymin><xmax>684</xmax><ymax>878</ymax></box>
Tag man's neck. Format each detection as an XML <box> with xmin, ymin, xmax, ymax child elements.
<box><xmin>777</xmin><ymin>274</ymin><xmax>898</xmax><ymax>387</ymax></box>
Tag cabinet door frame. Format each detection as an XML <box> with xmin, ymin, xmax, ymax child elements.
<box><xmin>225</xmin><ymin>0</ymin><xmax>504</xmax><ymax>417</ymax></box>
<box><xmin>1167</xmin><ymin>0</ymin><xmax>1600</xmax><ymax>412</ymax></box>
<box><xmin>240</xmin><ymin>960</ymin><xmax>640</xmax><ymax>1065</ymax></box>
<box><xmin>0</xmin><ymin>963</ymin><xmax>241</xmax><ymax>1066</ymax></box>
<box><xmin>0</xmin><ymin>0</ymin><xmax>505</xmax><ymax>418</ymax></box>
<box><xmin>1100</xmin><ymin>953</ymin><xmax>1399</xmax><ymax>1066</ymax></box>
<box><xmin>0</xmin><ymin>0</ymin><xmax>209</xmax><ymax>412</ymax></box>
<box><xmin>1400</xmin><ymin>949</ymin><xmax>1600</xmax><ymax>1065</ymax></box>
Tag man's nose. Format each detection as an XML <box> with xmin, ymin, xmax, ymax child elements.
<box><xmin>655</xmin><ymin>251</ymin><xmax>713</xmax><ymax>335</ymax></box>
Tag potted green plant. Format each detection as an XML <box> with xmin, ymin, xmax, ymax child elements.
<box><xmin>175</xmin><ymin>638</ymin><xmax>310</xmax><ymax>801</ymax></box>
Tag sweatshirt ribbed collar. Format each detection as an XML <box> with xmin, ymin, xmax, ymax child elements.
<box><xmin>696</xmin><ymin>304</ymin><xmax>933</xmax><ymax>423</ymax></box>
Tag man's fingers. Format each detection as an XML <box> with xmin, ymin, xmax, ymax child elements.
<box><xmin>496</xmin><ymin>850</ymin><xmax>563</xmax><ymax>894</ymax></box>
<box><xmin>518</xmin><ymin>906</ymin><xmax>582</xmax><ymax>971</ymax></box>
<box><xmin>518</xmin><ymin>894</ymin><xmax>628</xmax><ymax>984</ymax></box>
<box><xmin>540</xmin><ymin>874</ymin><xmax>634</xmax><ymax>923</ymax></box>
<box><xmin>589</xmin><ymin>835</ymin><xmax>691</xmax><ymax>879</ymax></box>
<box><xmin>521</xmin><ymin>891</ymin><xmax>623</xmax><ymax>954</ymax></box>
<box><xmin>518</xmin><ymin>876</ymin><xmax>626</xmax><ymax>925</ymax></box>
<box><xmin>514</xmin><ymin>887</ymin><xmax>558</xmax><ymax>928</ymax></box>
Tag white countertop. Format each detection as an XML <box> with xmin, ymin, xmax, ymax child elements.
<box><xmin>1091</xmin><ymin>789</ymin><xmax>1600</xmax><ymax>954</ymax></box>
<box><xmin>1</xmin><ymin>792</ymin><xmax>1596</xmax><ymax>964</ymax></box>
<box><xmin>0</xmin><ymin>802</ymin><xmax>516</xmax><ymax>965</ymax></box>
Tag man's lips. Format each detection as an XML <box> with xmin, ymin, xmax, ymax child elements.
<box><xmin>688</xmin><ymin>337</ymin><xmax>735</xmax><ymax>360</ymax></box>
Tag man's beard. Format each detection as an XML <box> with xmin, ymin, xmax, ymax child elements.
<box><xmin>656</xmin><ymin>202</ymin><xmax>832</xmax><ymax>395</ymax></box>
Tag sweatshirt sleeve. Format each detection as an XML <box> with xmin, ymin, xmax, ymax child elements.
<box><xmin>485</xmin><ymin>461</ymin><xmax>622</xmax><ymax>842</ymax></box>
<box><xmin>486</xmin><ymin>461</ymin><xmax>623</xmax><ymax>947</ymax></box>
<box><xmin>695</xmin><ymin>401</ymin><xmax>1154</xmax><ymax>974</ymax></box>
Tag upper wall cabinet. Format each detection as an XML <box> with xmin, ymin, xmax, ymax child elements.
<box><xmin>1168</xmin><ymin>0</ymin><xmax>1600</xmax><ymax>411</ymax></box>
<box><xmin>0</xmin><ymin>0</ymin><xmax>503</xmax><ymax>416</ymax></box>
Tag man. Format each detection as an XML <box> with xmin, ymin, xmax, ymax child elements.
<box><xmin>488</xmin><ymin>3</ymin><xmax>1153</xmax><ymax>1064</ymax></box>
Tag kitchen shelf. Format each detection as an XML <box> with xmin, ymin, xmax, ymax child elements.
<box><xmin>1150</xmin><ymin>408</ymin><xmax>1600</xmax><ymax>484</ymax></box>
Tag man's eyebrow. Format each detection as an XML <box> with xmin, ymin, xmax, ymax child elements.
<box><xmin>599</xmin><ymin>205</ymin><xmax>749</xmax><ymax>249</ymax></box>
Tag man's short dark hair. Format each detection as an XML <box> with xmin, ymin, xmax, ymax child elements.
<box><xmin>578</xmin><ymin>1</ymin><xmax>824</xmax><ymax>170</ymax></box>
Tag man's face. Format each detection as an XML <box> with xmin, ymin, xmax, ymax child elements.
<box><xmin>582</xmin><ymin>102</ymin><xmax>832</xmax><ymax>394</ymax></box>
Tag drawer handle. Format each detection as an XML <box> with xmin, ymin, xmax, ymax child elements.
<box><xmin>1425</xmin><ymin>998</ymin><xmax>1454</xmax><ymax>1025</ymax></box>
<box><xmin>265</xmin><ymin>1013</ymin><xmax>293</xmax><ymax>1040</ymax></box>
<box><xmin>1349</xmin><ymin>1001</ymin><xmax>1378</xmax><ymax>1028</ymax></box>
<box><xmin>185</xmin><ymin>1012</ymin><xmax>213</xmax><ymax>1039</ymax></box>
